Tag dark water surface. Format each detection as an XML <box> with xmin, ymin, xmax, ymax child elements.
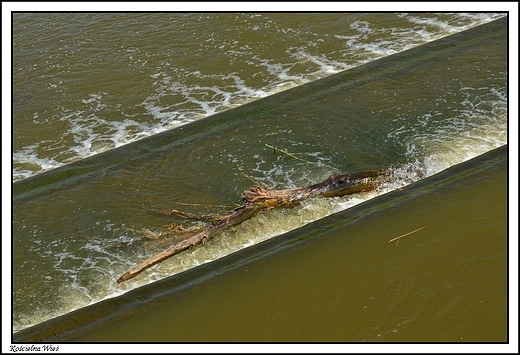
<box><xmin>11</xmin><ymin>13</ymin><xmax>510</xmax><ymax>345</ymax></box>
<box><xmin>14</xmin><ymin>145</ymin><xmax>507</xmax><ymax>343</ymax></box>
<box><xmin>13</xmin><ymin>13</ymin><xmax>505</xmax><ymax>181</ymax></box>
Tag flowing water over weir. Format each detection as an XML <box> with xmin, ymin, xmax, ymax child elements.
<box><xmin>12</xmin><ymin>13</ymin><xmax>505</xmax><ymax>182</ymax></box>
<box><xmin>12</xmin><ymin>14</ymin><xmax>508</xmax><ymax>342</ymax></box>
<box><xmin>13</xmin><ymin>145</ymin><xmax>508</xmax><ymax>343</ymax></box>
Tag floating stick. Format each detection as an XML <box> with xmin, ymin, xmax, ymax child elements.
<box><xmin>179</xmin><ymin>202</ymin><xmax>237</xmax><ymax>208</ymax></box>
<box><xmin>387</xmin><ymin>226</ymin><xmax>426</xmax><ymax>245</ymax></box>
<box><xmin>240</xmin><ymin>172</ymin><xmax>263</xmax><ymax>187</ymax></box>
<box><xmin>265</xmin><ymin>144</ymin><xmax>315</xmax><ymax>164</ymax></box>
<box><xmin>118</xmin><ymin>170</ymin><xmax>388</xmax><ymax>283</ymax></box>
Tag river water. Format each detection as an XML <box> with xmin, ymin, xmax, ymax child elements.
<box><xmin>11</xmin><ymin>13</ymin><xmax>510</xmax><ymax>345</ymax></box>
<box><xmin>12</xmin><ymin>12</ymin><xmax>506</xmax><ymax>181</ymax></box>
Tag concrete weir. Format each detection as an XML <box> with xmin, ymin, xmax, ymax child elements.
<box><xmin>12</xmin><ymin>17</ymin><xmax>508</xmax><ymax>342</ymax></box>
<box><xmin>13</xmin><ymin>145</ymin><xmax>508</xmax><ymax>342</ymax></box>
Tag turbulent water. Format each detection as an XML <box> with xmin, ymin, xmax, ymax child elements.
<box><xmin>11</xmin><ymin>13</ymin><xmax>508</xmax><ymax>336</ymax></box>
<box><xmin>12</xmin><ymin>12</ymin><xmax>505</xmax><ymax>181</ymax></box>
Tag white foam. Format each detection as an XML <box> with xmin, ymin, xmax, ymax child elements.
<box><xmin>402</xmin><ymin>13</ymin><xmax>503</xmax><ymax>34</ymax></box>
<box><xmin>291</xmin><ymin>50</ymin><xmax>349</xmax><ymax>74</ymax></box>
<box><xmin>13</xmin><ymin>13</ymin><xmax>505</xmax><ymax>182</ymax></box>
<box><xmin>12</xmin><ymin>144</ymin><xmax>62</xmax><ymax>181</ymax></box>
<box><xmin>12</xmin><ymin>13</ymin><xmax>509</xmax><ymax>331</ymax></box>
<box><xmin>13</xmin><ymin>118</ymin><xmax>507</xmax><ymax>331</ymax></box>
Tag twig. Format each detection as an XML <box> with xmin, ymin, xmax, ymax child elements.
<box><xmin>118</xmin><ymin>170</ymin><xmax>388</xmax><ymax>283</ymax></box>
<box><xmin>265</xmin><ymin>144</ymin><xmax>315</xmax><ymax>165</ymax></box>
<box><xmin>388</xmin><ymin>226</ymin><xmax>425</xmax><ymax>245</ymax></box>
<box><xmin>169</xmin><ymin>209</ymin><xmax>221</xmax><ymax>222</ymax></box>
<box><xmin>240</xmin><ymin>172</ymin><xmax>264</xmax><ymax>187</ymax></box>
<box><xmin>179</xmin><ymin>202</ymin><xmax>237</xmax><ymax>209</ymax></box>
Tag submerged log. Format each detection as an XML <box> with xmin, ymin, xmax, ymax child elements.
<box><xmin>117</xmin><ymin>170</ymin><xmax>387</xmax><ymax>283</ymax></box>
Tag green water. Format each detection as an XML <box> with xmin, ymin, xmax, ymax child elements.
<box><xmin>12</xmin><ymin>13</ymin><xmax>505</xmax><ymax>181</ymax></box>
<box><xmin>14</xmin><ymin>146</ymin><xmax>508</xmax><ymax>343</ymax></box>
<box><xmin>10</xmin><ymin>14</ymin><xmax>509</xmax><ymax>344</ymax></box>
<box><xmin>72</xmin><ymin>146</ymin><xmax>509</xmax><ymax>342</ymax></box>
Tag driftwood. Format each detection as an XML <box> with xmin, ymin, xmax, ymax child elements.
<box><xmin>117</xmin><ymin>170</ymin><xmax>387</xmax><ymax>283</ymax></box>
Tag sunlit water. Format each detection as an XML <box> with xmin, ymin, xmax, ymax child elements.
<box><xmin>11</xmin><ymin>14</ymin><xmax>508</xmax><ymax>333</ymax></box>
<box><xmin>12</xmin><ymin>13</ymin><xmax>504</xmax><ymax>181</ymax></box>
